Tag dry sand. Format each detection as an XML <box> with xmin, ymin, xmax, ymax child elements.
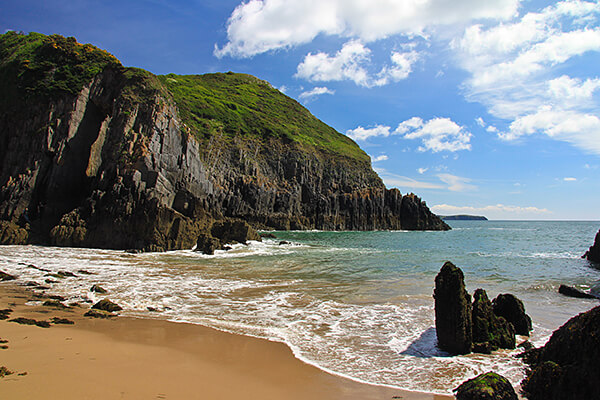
<box><xmin>0</xmin><ymin>283</ymin><xmax>452</xmax><ymax>400</ymax></box>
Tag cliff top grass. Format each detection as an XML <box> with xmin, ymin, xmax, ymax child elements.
<box><xmin>0</xmin><ymin>31</ymin><xmax>121</xmax><ymax>106</ymax></box>
<box><xmin>0</xmin><ymin>31</ymin><xmax>371</xmax><ymax>164</ymax></box>
<box><xmin>157</xmin><ymin>72</ymin><xmax>370</xmax><ymax>163</ymax></box>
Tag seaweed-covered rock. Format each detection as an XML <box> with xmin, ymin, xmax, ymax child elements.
<box><xmin>492</xmin><ymin>293</ymin><xmax>532</xmax><ymax>336</ymax></box>
<box><xmin>521</xmin><ymin>305</ymin><xmax>600</xmax><ymax>400</ymax></box>
<box><xmin>558</xmin><ymin>284</ymin><xmax>597</xmax><ymax>299</ymax></box>
<box><xmin>195</xmin><ymin>233</ymin><xmax>222</xmax><ymax>255</ymax></box>
<box><xmin>472</xmin><ymin>289</ymin><xmax>515</xmax><ymax>351</ymax></box>
<box><xmin>211</xmin><ymin>219</ymin><xmax>261</xmax><ymax>244</ymax></box>
<box><xmin>91</xmin><ymin>299</ymin><xmax>123</xmax><ymax>312</ymax></box>
<box><xmin>455</xmin><ymin>372</ymin><xmax>518</xmax><ymax>400</ymax></box>
<box><xmin>0</xmin><ymin>271</ymin><xmax>16</xmax><ymax>281</ymax></box>
<box><xmin>434</xmin><ymin>261</ymin><xmax>472</xmax><ymax>354</ymax></box>
<box><xmin>582</xmin><ymin>229</ymin><xmax>600</xmax><ymax>263</ymax></box>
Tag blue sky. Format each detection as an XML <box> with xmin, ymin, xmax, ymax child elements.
<box><xmin>2</xmin><ymin>0</ymin><xmax>599</xmax><ymax>220</ymax></box>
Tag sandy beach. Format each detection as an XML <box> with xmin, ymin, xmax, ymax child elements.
<box><xmin>0</xmin><ymin>283</ymin><xmax>451</xmax><ymax>400</ymax></box>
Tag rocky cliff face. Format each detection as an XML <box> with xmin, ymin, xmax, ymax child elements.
<box><xmin>0</xmin><ymin>32</ymin><xmax>449</xmax><ymax>251</ymax></box>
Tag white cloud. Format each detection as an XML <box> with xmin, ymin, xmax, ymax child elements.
<box><xmin>298</xmin><ymin>86</ymin><xmax>335</xmax><ymax>101</ymax></box>
<box><xmin>475</xmin><ymin>117</ymin><xmax>486</xmax><ymax>127</ymax></box>
<box><xmin>296</xmin><ymin>41</ymin><xmax>420</xmax><ymax>87</ymax></box>
<box><xmin>278</xmin><ymin>85</ymin><xmax>288</xmax><ymax>93</ymax></box>
<box><xmin>371</xmin><ymin>154</ymin><xmax>389</xmax><ymax>162</ymax></box>
<box><xmin>378</xmin><ymin>172</ymin><xmax>445</xmax><ymax>191</ymax></box>
<box><xmin>563</xmin><ymin>177</ymin><xmax>577</xmax><ymax>181</ymax></box>
<box><xmin>215</xmin><ymin>0</ymin><xmax>519</xmax><ymax>58</ymax></box>
<box><xmin>397</xmin><ymin>117</ymin><xmax>472</xmax><ymax>152</ymax></box>
<box><xmin>346</xmin><ymin>124</ymin><xmax>392</xmax><ymax>141</ymax></box>
<box><xmin>417</xmin><ymin>167</ymin><xmax>428</xmax><ymax>174</ymax></box>
<box><xmin>431</xmin><ymin>203</ymin><xmax>552</xmax><ymax>219</ymax></box>
<box><xmin>455</xmin><ymin>1</ymin><xmax>600</xmax><ymax>154</ymax></box>
<box><xmin>436</xmin><ymin>173</ymin><xmax>477</xmax><ymax>192</ymax></box>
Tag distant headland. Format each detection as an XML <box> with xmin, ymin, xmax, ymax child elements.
<box><xmin>440</xmin><ymin>215</ymin><xmax>488</xmax><ymax>221</ymax></box>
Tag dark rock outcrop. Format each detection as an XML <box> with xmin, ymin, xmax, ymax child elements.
<box><xmin>521</xmin><ymin>306</ymin><xmax>600</xmax><ymax>400</ymax></box>
<box><xmin>91</xmin><ymin>299</ymin><xmax>122</xmax><ymax>312</ymax></box>
<box><xmin>0</xmin><ymin>32</ymin><xmax>449</xmax><ymax>251</ymax></box>
<box><xmin>434</xmin><ymin>261</ymin><xmax>472</xmax><ymax>354</ymax></box>
<box><xmin>582</xmin><ymin>229</ymin><xmax>600</xmax><ymax>263</ymax></box>
<box><xmin>211</xmin><ymin>219</ymin><xmax>261</xmax><ymax>244</ymax></box>
<box><xmin>90</xmin><ymin>284</ymin><xmax>107</xmax><ymax>294</ymax></box>
<box><xmin>0</xmin><ymin>271</ymin><xmax>16</xmax><ymax>281</ymax></box>
<box><xmin>454</xmin><ymin>372</ymin><xmax>518</xmax><ymax>400</ymax></box>
<box><xmin>472</xmin><ymin>289</ymin><xmax>516</xmax><ymax>351</ymax></box>
<box><xmin>558</xmin><ymin>284</ymin><xmax>597</xmax><ymax>299</ymax></box>
<box><xmin>195</xmin><ymin>233</ymin><xmax>221</xmax><ymax>255</ymax></box>
<box><xmin>492</xmin><ymin>293</ymin><xmax>533</xmax><ymax>336</ymax></box>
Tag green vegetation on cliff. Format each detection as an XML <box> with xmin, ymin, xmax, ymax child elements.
<box><xmin>0</xmin><ymin>31</ymin><xmax>120</xmax><ymax>106</ymax></box>
<box><xmin>157</xmin><ymin>73</ymin><xmax>370</xmax><ymax>163</ymax></box>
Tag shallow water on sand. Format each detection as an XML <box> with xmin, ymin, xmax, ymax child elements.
<box><xmin>1</xmin><ymin>220</ymin><xmax>599</xmax><ymax>394</ymax></box>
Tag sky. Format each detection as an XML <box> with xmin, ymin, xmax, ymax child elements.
<box><xmin>2</xmin><ymin>0</ymin><xmax>600</xmax><ymax>220</ymax></box>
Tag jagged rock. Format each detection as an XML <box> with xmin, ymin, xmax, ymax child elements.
<box><xmin>43</xmin><ymin>300</ymin><xmax>68</xmax><ymax>309</ymax></box>
<box><xmin>0</xmin><ymin>32</ymin><xmax>449</xmax><ymax>252</ymax></box>
<box><xmin>0</xmin><ymin>271</ymin><xmax>16</xmax><ymax>281</ymax></box>
<box><xmin>84</xmin><ymin>309</ymin><xmax>114</xmax><ymax>319</ymax></box>
<box><xmin>434</xmin><ymin>262</ymin><xmax>472</xmax><ymax>354</ymax></box>
<box><xmin>51</xmin><ymin>317</ymin><xmax>74</xmax><ymax>325</ymax></box>
<box><xmin>0</xmin><ymin>220</ymin><xmax>28</xmax><ymax>245</ymax></box>
<box><xmin>454</xmin><ymin>372</ymin><xmax>518</xmax><ymax>400</ymax></box>
<box><xmin>492</xmin><ymin>293</ymin><xmax>532</xmax><ymax>336</ymax></box>
<box><xmin>521</xmin><ymin>306</ymin><xmax>600</xmax><ymax>400</ymax></box>
<box><xmin>472</xmin><ymin>289</ymin><xmax>515</xmax><ymax>351</ymax></box>
<box><xmin>91</xmin><ymin>299</ymin><xmax>123</xmax><ymax>312</ymax></box>
<box><xmin>90</xmin><ymin>284</ymin><xmax>107</xmax><ymax>294</ymax></box>
<box><xmin>582</xmin><ymin>229</ymin><xmax>600</xmax><ymax>263</ymax></box>
<box><xmin>211</xmin><ymin>219</ymin><xmax>261</xmax><ymax>244</ymax></box>
<box><xmin>195</xmin><ymin>233</ymin><xmax>221</xmax><ymax>255</ymax></box>
<box><xmin>558</xmin><ymin>284</ymin><xmax>597</xmax><ymax>299</ymax></box>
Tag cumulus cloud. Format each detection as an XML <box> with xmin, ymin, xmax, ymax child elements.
<box><xmin>215</xmin><ymin>0</ymin><xmax>519</xmax><ymax>58</ymax></box>
<box><xmin>431</xmin><ymin>203</ymin><xmax>552</xmax><ymax>219</ymax></box>
<box><xmin>346</xmin><ymin>124</ymin><xmax>392</xmax><ymax>141</ymax></box>
<box><xmin>455</xmin><ymin>1</ymin><xmax>600</xmax><ymax>154</ymax></box>
<box><xmin>298</xmin><ymin>86</ymin><xmax>335</xmax><ymax>101</ymax></box>
<box><xmin>347</xmin><ymin>117</ymin><xmax>472</xmax><ymax>152</ymax></box>
<box><xmin>397</xmin><ymin>117</ymin><xmax>472</xmax><ymax>152</ymax></box>
<box><xmin>371</xmin><ymin>154</ymin><xmax>389</xmax><ymax>162</ymax></box>
<box><xmin>296</xmin><ymin>41</ymin><xmax>420</xmax><ymax>87</ymax></box>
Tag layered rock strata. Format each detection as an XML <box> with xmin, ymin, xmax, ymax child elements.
<box><xmin>0</xmin><ymin>32</ymin><xmax>449</xmax><ymax>251</ymax></box>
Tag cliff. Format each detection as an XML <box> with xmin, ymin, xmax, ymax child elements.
<box><xmin>0</xmin><ymin>32</ymin><xmax>449</xmax><ymax>251</ymax></box>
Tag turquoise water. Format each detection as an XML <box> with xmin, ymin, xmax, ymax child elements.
<box><xmin>1</xmin><ymin>220</ymin><xmax>599</xmax><ymax>394</ymax></box>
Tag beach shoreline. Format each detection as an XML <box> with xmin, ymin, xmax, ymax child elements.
<box><xmin>0</xmin><ymin>283</ymin><xmax>451</xmax><ymax>399</ymax></box>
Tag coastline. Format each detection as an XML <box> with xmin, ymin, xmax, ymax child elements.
<box><xmin>0</xmin><ymin>283</ymin><xmax>451</xmax><ymax>399</ymax></box>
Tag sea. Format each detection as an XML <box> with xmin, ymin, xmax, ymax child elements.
<box><xmin>1</xmin><ymin>220</ymin><xmax>599</xmax><ymax>395</ymax></box>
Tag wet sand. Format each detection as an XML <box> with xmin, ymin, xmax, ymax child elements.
<box><xmin>0</xmin><ymin>283</ymin><xmax>452</xmax><ymax>400</ymax></box>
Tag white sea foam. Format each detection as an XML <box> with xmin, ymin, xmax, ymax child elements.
<box><xmin>0</xmin><ymin>229</ymin><xmax>596</xmax><ymax>395</ymax></box>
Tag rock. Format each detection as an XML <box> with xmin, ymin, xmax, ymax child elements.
<box><xmin>518</xmin><ymin>340</ymin><xmax>534</xmax><ymax>350</ymax></box>
<box><xmin>0</xmin><ymin>309</ymin><xmax>12</xmax><ymax>320</ymax></box>
<box><xmin>42</xmin><ymin>300</ymin><xmax>68</xmax><ymax>309</ymax></box>
<box><xmin>57</xmin><ymin>270</ymin><xmax>76</xmax><ymax>277</ymax></box>
<box><xmin>582</xmin><ymin>229</ymin><xmax>600</xmax><ymax>263</ymax></box>
<box><xmin>47</xmin><ymin>295</ymin><xmax>67</xmax><ymax>301</ymax></box>
<box><xmin>8</xmin><ymin>317</ymin><xmax>37</xmax><ymax>325</ymax></box>
<box><xmin>434</xmin><ymin>262</ymin><xmax>472</xmax><ymax>354</ymax></box>
<box><xmin>91</xmin><ymin>299</ymin><xmax>123</xmax><ymax>312</ymax></box>
<box><xmin>260</xmin><ymin>233</ymin><xmax>277</xmax><ymax>239</ymax></box>
<box><xmin>51</xmin><ymin>317</ymin><xmax>74</xmax><ymax>325</ymax></box>
<box><xmin>77</xmin><ymin>269</ymin><xmax>94</xmax><ymax>275</ymax></box>
<box><xmin>195</xmin><ymin>233</ymin><xmax>221</xmax><ymax>255</ymax></box>
<box><xmin>0</xmin><ymin>366</ymin><xmax>14</xmax><ymax>378</ymax></box>
<box><xmin>84</xmin><ymin>309</ymin><xmax>115</xmax><ymax>319</ymax></box>
<box><xmin>90</xmin><ymin>284</ymin><xmax>107</xmax><ymax>294</ymax></box>
<box><xmin>45</xmin><ymin>279</ymin><xmax>58</xmax><ymax>284</ymax></box>
<box><xmin>454</xmin><ymin>372</ymin><xmax>518</xmax><ymax>400</ymax></box>
<box><xmin>521</xmin><ymin>305</ymin><xmax>600</xmax><ymax>400</ymax></box>
<box><xmin>279</xmin><ymin>240</ymin><xmax>290</xmax><ymax>245</ymax></box>
<box><xmin>0</xmin><ymin>32</ymin><xmax>449</xmax><ymax>253</ymax></box>
<box><xmin>492</xmin><ymin>293</ymin><xmax>533</xmax><ymax>336</ymax></box>
<box><xmin>558</xmin><ymin>284</ymin><xmax>597</xmax><ymax>299</ymax></box>
<box><xmin>35</xmin><ymin>320</ymin><xmax>51</xmax><ymax>328</ymax></box>
<box><xmin>472</xmin><ymin>289</ymin><xmax>516</xmax><ymax>351</ymax></box>
<box><xmin>211</xmin><ymin>219</ymin><xmax>261</xmax><ymax>244</ymax></box>
<box><xmin>0</xmin><ymin>271</ymin><xmax>16</xmax><ymax>281</ymax></box>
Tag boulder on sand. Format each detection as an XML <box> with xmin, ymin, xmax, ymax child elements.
<box><xmin>455</xmin><ymin>372</ymin><xmax>518</xmax><ymax>400</ymax></box>
<box><xmin>434</xmin><ymin>261</ymin><xmax>472</xmax><ymax>354</ymax></box>
<box><xmin>521</xmin><ymin>305</ymin><xmax>600</xmax><ymax>400</ymax></box>
<box><xmin>472</xmin><ymin>289</ymin><xmax>516</xmax><ymax>351</ymax></box>
<box><xmin>492</xmin><ymin>293</ymin><xmax>533</xmax><ymax>336</ymax></box>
